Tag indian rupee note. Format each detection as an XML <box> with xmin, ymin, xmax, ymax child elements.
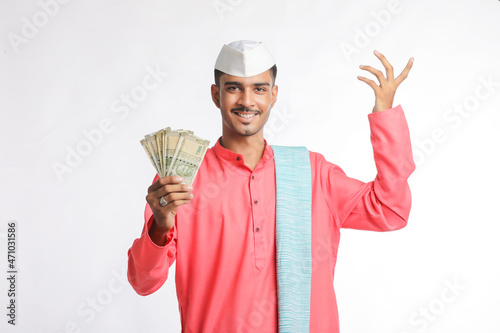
<box><xmin>162</xmin><ymin>127</ymin><xmax>171</xmax><ymax>175</ymax></box>
<box><xmin>155</xmin><ymin>130</ymin><xmax>165</xmax><ymax>176</ymax></box>
<box><xmin>140</xmin><ymin>138</ymin><xmax>159</xmax><ymax>175</ymax></box>
<box><xmin>167</xmin><ymin>133</ymin><xmax>210</xmax><ymax>185</ymax></box>
<box><xmin>145</xmin><ymin>133</ymin><xmax>162</xmax><ymax>176</ymax></box>
<box><xmin>165</xmin><ymin>131</ymin><xmax>184</xmax><ymax>172</ymax></box>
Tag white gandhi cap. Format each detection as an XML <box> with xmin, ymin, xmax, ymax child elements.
<box><xmin>214</xmin><ymin>40</ymin><xmax>275</xmax><ymax>77</ymax></box>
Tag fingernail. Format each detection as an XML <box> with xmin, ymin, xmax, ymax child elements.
<box><xmin>175</xmin><ymin>176</ymin><xmax>183</xmax><ymax>182</ymax></box>
<box><xmin>189</xmin><ymin>193</ymin><xmax>194</xmax><ymax>198</ymax></box>
<box><xmin>359</xmin><ymin>65</ymin><xmax>364</xmax><ymax>68</ymax></box>
<box><xmin>187</xmin><ymin>185</ymin><xmax>193</xmax><ymax>190</ymax></box>
<box><xmin>410</xmin><ymin>57</ymin><xmax>415</xmax><ymax>63</ymax></box>
<box><xmin>374</xmin><ymin>50</ymin><xmax>380</xmax><ymax>55</ymax></box>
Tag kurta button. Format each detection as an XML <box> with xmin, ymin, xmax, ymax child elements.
<box><xmin>236</xmin><ymin>157</ymin><xmax>241</xmax><ymax>161</ymax></box>
<box><xmin>254</xmin><ymin>200</ymin><xmax>258</xmax><ymax>204</ymax></box>
<box><xmin>251</xmin><ymin>175</ymin><xmax>255</xmax><ymax>180</ymax></box>
<box><xmin>256</xmin><ymin>227</ymin><xmax>260</xmax><ymax>232</ymax></box>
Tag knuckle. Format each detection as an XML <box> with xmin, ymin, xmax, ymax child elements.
<box><xmin>162</xmin><ymin>185</ymin><xmax>171</xmax><ymax>194</ymax></box>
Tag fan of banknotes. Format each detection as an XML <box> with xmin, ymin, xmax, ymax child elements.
<box><xmin>140</xmin><ymin>128</ymin><xmax>210</xmax><ymax>185</ymax></box>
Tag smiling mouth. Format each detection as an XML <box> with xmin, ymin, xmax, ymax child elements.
<box><xmin>233</xmin><ymin>111</ymin><xmax>259</xmax><ymax>120</ymax></box>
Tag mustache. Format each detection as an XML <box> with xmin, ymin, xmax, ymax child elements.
<box><xmin>231</xmin><ymin>107</ymin><xmax>261</xmax><ymax>113</ymax></box>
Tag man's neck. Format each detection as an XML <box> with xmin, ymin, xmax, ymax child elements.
<box><xmin>220</xmin><ymin>134</ymin><xmax>266</xmax><ymax>171</ymax></box>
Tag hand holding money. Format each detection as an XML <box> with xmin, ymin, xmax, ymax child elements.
<box><xmin>141</xmin><ymin>128</ymin><xmax>210</xmax><ymax>245</ymax></box>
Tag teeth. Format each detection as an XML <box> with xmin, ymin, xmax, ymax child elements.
<box><xmin>235</xmin><ymin>112</ymin><xmax>256</xmax><ymax>119</ymax></box>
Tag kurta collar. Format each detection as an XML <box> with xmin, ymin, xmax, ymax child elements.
<box><xmin>213</xmin><ymin>137</ymin><xmax>274</xmax><ymax>168</ymax></box>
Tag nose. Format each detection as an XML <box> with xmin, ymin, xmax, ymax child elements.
<box><xmin>238</xmin><ymin>88</ymin><xmax>255</xmax><ymax>108</ymax></box>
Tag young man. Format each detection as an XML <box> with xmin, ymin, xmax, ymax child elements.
<box><xmin>128</xmin><ymin>40</ymin><xmax>415</xmax><ymax>332</ymax></box>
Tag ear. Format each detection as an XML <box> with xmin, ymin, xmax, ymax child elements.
<box><xmin>270</xmin><ymin>84</ymin><xmax>279</xmax><ymax>109</ymax></box>
<box><xmin>211</xmin><ymin>84</ymin><xmax>221</xmax><ymax>109</ymax></box>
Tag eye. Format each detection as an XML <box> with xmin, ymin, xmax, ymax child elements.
<box><xmin>227</xmin><ymin>86</ymin><xmax>240</xmax><ymax>92</ymax></box>
<box><xmin>255</xmin><ymin>87</ymin><xmax>267</xmax><ymax>93</ymax></box>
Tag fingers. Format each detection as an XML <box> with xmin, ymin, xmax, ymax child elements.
<box><xmin>359</xmin><ymin>52</ymin><xmax>414</xmax><ymax>88</ymax></box>
<box><xmin>395</xmin><ymin>57</ymin><xmax>414</xmax><ymax>87</ymax></box>
<box><xmin>373</xmin><ymin>50</ymin><xmax>394</xmax><ymax>81</ymax></box>
<box><xmin>146</xmin><ymin>190</ymin><xmax>193</xmax><ymax>212</ymax></box>
<box><xmin>150</xmin><ymin>183</ymin><xmax>192</xmax><ymax>197</ymax></box>
<box><xmin>148</xmin><ymin>176</ymin><xmax>184</xmax><ymax>192</ymax></box>
<box><xmin>159</xmin><ymin>191</ymin><xmax>193</xmax><ymax>206</ymax></box>
<box><xmin>357</xmin><ymin>75</ymin><xmax>379</xmax><ymax>91</ymax></box>
<box><xmin>146</xmin><ymin>176</ymin><xmax>193</xmax><ymax>210</ymax></box>
<box><xmin>359</xmin><ymin>65</ymin><xmax>386</xmax><ymax>86</ymax></box>
<box><xmin>162</xmin><ymin>199</ymin><xmax>192</xmax><ymax>209</ymax></box>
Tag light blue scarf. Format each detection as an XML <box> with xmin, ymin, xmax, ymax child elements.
<box><xmin>271</xmin><ymin>145</ymin><xmax>312</xmax><ymax>333</ymax></box>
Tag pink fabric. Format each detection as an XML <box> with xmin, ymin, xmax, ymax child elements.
<box><xmin>127</xmin><ymin>105</ymin><xmax>415</xmax><ymax>333</ymax></box>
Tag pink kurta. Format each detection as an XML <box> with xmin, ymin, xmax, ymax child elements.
<box><xmin>127</xmin><ymin>105</ymin><xmax>415</xmax><ymax>332</ymax></box>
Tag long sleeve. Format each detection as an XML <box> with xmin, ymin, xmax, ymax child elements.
<box><xmin>318</xmin><ymin>104</ymin><xmax>416</xmax><ymax>231</ymax></box>
<box><xmin>127</xmin><ymin>175</ymin><xmax>178</xmax><ymax>295</ymax></box>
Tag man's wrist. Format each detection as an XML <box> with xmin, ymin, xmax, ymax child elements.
<box><xmin>148</xmin><ymin>218</ymin><xmax>171</xmax><ymax>246</ymax></box>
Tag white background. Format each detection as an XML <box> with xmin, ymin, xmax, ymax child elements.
<box><xmin>1</xmin><ymin>0</ymin><xmax>499</xmax><ymax>332</ymax></box>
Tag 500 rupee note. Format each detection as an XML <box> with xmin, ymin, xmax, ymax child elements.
<box><xmin>167</xmin><ymin>133</ymin><xmax>210</xmax><ymax>185</ymax></box>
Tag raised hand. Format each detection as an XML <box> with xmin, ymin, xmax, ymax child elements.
<box><xmin>357</xmin><ymin>50</ymin><xmax>414</xmax><ymax>113</ymax></box>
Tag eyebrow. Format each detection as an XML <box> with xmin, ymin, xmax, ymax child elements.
<box><xmin>224</xmin><ymin>81</ymin><xmax>270</xmax><ymax>87</ymax></box>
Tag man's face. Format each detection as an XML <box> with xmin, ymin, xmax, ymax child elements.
<box><xmin>211</xmin><ymin>69</ymin><xmax>278</xmax><ymax>139</ymax></box>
